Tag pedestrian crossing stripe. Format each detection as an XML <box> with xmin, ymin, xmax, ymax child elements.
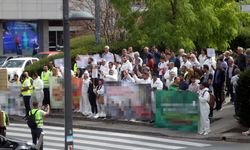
<box><xmin>7</xmin><ymin>123</ymin><xmax>211</xmax><ymax>150</ymax></box>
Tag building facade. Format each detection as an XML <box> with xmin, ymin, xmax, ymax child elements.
<box><xmin>0</xmin><ymin>0</ymin><xmax>64</xmax><ymax>55</ymax></box>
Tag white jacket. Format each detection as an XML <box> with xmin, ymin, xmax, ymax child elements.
<box><xmin>33</xmin><ymin>77</ymin><xmax>44</xmax><ymax>90</ymax></box>
<box><xmin>133</xmin><ymin>75</ymin><xmax>151</xmax><ymax>84</ymax></box>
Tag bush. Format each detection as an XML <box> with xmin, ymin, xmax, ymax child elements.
<box><xmin>235</xmin><ymin>69</ymin><xmax>250</xmax><ymax>127</ymax></box>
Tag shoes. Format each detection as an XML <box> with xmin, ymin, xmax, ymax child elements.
<box><xmin>199</xmin><ymin>131</ymin><xmax>205</xmax><ymax>135</ymax></box>
<box><xmin>94</xmin><ymin>113</ymin><xmax>100</xmax><ymax>119</ymax></box>
<box><xmin>203</xmin><ymin>132</ymin><xmax>209</xmax><ymax>135</ymax></box>
<box><xmin>87</xmin><ymin>113</ymin><xmax>94</xmax><ymax>118</ymax></box>
<box><xmin>242</xmin><ymin>130</ymin><xmax>250</xmax><ymax>136</ymax></box>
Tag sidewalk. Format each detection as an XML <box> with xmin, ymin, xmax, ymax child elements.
<box><xmin>10</xmin><ymin>103</ymin><xmax>250</xmax><ymax>143</ymax></box>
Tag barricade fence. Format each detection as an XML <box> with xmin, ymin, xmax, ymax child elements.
<box><xmin>1</xmin><ymin>79</ymin><xmax>200</xmax><ymax>132</ymax></box>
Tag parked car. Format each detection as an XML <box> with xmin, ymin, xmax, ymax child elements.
<box><xmin>0</xmin><ymin>56</ymin><xmax>20</xmax><ymax>67</ymax></box>
<box><xmin>34</xmin><ymin>51</ymin><xmax>63</xmax><ymax>60</ymax></box>
<box><xmin>1</xmin><ymin>57</ymin><xmax>39</xmax><ymax>81</ymax></box>
<box><xmin>0</xmin><ymin>135</ymin><xmax>35</xmax><ymax>150</ymax></box>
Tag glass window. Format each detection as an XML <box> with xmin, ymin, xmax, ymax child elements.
<box><xmin>2</xmin><ymin>60</ymin><xmax>25</xmax><ymax>68</ymax></box>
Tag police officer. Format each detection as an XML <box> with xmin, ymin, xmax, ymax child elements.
<box><xmin>41</xmin><ymin>65</ymin><xmax>52</xmax><ymax>106</ymax></box>
<box><xmin>21</xmin><ymin>72</ymin><xmax>33</xmax><ymax>117</ymax></box>
<box><xmin>30</xmin><ymin>101</ymin><xmax>50</xmax><ymax>150</ymax></box>
<box><xmin>0</xmin><ymin>108</ymin><xmax>9</xmax><ymax>137</ymax></box>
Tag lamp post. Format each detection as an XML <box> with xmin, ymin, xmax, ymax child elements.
<box><xmin>63</xmin><ymin>0</ymin><xmax>73</xmax><ymax>149</ymax></box>
<box><xmin>95</xmin><ymin>0</ymin><xmax>101</xmax><ymax>44</ymax></box>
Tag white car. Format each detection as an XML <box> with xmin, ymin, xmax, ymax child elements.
<box><xmin>2</xmin><ymin>57</ymin><xmax>39</xmax><ymax>80</ymax></box>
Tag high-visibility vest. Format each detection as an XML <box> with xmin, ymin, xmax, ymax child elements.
<box><xmin>29</xmin><ymin>109</ymin><xmax>43</xmax><ymax>128</ymax></box>
<box><xmin>73</xmin><ymin>63</ymin><xmax>77</xmax><ymax>75</ymax></box>
<box><xmin>0</xmin><ymin>111</ymin><xmax>7</xmax><ymax>128</ymax></box>
<box><xmin>21</xmin><ymin>78</ymin><xmax>32</xmax><ymax>96</ymax></box>
<box><xmin>41</xmin><ymin>71</ymin><xmax>51</xmax><ymax>87</ymax></box>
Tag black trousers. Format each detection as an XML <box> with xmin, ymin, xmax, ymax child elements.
<box><xmin>226</xmin><ymin>80</ymin><xmax>234</xmax><ymax>102</ymax></box>
<box><xmin>31</xmin><ymin>128</ymin><xmax>43</xmax><ymax>150</ymax></box>
<box><xmin>0</xmin><ymin>127</ymin><xmax>6</xmax><ymax>136</ymax></box>
<box><xmin>213</xmin><ymin>84</ymin><xmax>224</xmax><ymax>110</ymax></box>
<box><xmin>89</xmin><ymin>94</ymin><xmax>97</xmax><ymax>114</ymax></box>
<box><xmin>23</xmin><ymin>96</ymin><xmax>31</xmax><ymax>116</ymax></box>
<box><xmin>43</xmin><ymin>88</ymin><xmax>50</xmax><ymax>106</ymax></box>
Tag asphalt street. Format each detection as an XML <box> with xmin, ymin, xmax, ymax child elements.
<box><xmin>6</xmin><ymin>123</ymin><xmax>250</xmax><ymax>150</ymax></box>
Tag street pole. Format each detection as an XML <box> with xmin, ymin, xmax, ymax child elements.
<box><xmin>95</xmin><ymin>0</ymin><xmax>100</xmax><ymax>44</ymax></box>
<box><xmin>63</xmin><ymin>0</ymin><xmax>74</xmax><ymax>149</ymax></box>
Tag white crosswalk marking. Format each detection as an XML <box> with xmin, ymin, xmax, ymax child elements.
<box><xmin>7</xmin><ymin>123</ymin><xmax>211</xmax><ymax>150</ymax></box>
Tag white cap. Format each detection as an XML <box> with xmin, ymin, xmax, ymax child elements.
<box><xmin>84</xmin><ymin>71</ymin><xmax>89</xmax><ymax>77</ymax></box>
<box><xmin>104</xmin><ymin>45</ymin><xmax>110</xmax><ymax>49</ymax></box>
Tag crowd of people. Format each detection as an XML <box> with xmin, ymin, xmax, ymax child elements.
<box><xmin>9</xmin><ymin>45</ymin><xmax>250</xmax><ymax>136</ymax></box>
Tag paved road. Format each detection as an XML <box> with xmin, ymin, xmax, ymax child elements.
<box><xmin>6</xmin><ymin>123</ymin><xmax>250</xmax><ymax>150</ymax></box>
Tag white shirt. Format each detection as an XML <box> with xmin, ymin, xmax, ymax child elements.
<box><xmin>120</xmin><ymin>60</ymin><xmax>133</xmax><ymax>73</ymax></box>
<box><xmin>99</xmin><ymin>63</ymin><xmax>109</xmax><ymax>79</ymax></box>
<box><xmin>165</xmin><ymin>78</ymin><xmax>174</xmax><ymax>88</ymax></box>
<box><xmin>133</xmin><ymin>75</ymin><xmax>151</xmax><ymax>84</ymax></box>
<box><xmin>181</xmin><ymin>60</ymin><xmax>192</xmax><ymax>69</ymax></box>
<box><xmin>82</xmin><ymin>78</ymin><xmax>90</xmax><ymax>93</ymax></box>
<box><xmin>158</xmin><ymin>61</ymin><xmax>168</xmax><ymax>76</ymax></box>
<box><xmin>163</xmin><ymin>67</ymin><xmax>178</xmax><ymax>80</ymax></box>
<box><xmin>190</xmin><ymin>59</ymin><xmax>201</xmax><ymax>68</ymax></box>
<box><xmin>104</xmin><ymin>73</ymin><xmax>118</xmax><ymax>82</ymax></box>
<box><xmin>203</xmin><ymin>58</ymin><xmax>216</xmax><ymax>74</ymax></box>
<box><xmin>102</xmin><ymin>52</ymin><xmax>114</xmax><ymax>62</ymax></box>
<box><xmin>198</xmin><ymin>54</ymin><xmax>207</xmax><ymax>66</ymax></box>
<box><xmin>33</xmin><ymin>77</ymin><xmax>44</xmax><ymax>90</ymax></box>
<box><xmin>151</xmin><ymin>78</ymin><xmax>163</xmax><ymax>90</ymax></box>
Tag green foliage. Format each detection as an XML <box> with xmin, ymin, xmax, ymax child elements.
<box><xmin>25</xmin><ymin>35</ymin><xmax>138</xmax><ymax>74</ymax></box>
<box><xmin>235</xmin><ymin>69</ymin><xmax>250</xmax><ymax>127</ymax></box>
<box><xmin>110</xmin><ymin>0</ymin><xmax>246</xmax><ymax>51</ymax></box>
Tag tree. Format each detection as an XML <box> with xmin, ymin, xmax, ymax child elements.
<box><xmin>110</xmin><ymin>0</ymin><xmax>246</xmax><ymax>51</ymax></box>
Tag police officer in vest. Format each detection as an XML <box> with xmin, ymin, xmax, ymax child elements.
<box><xmin>0</xmin><ymin>108</ymin><xmax>9</xmax><ymax>137</ymax></box>
<box><xmin>30</xmin><ymin>101</ymin><xmax>50</xmax><ymax>150</ymax></box>
<box><xmin>41</xmin><ymin>65</ymin><xmax>52</xmax><ymax>106</ymax></box>
<box><xmin>21</xmin><ymin>72</ymin><xmax>33</xmax><ymax>117</ymax></box>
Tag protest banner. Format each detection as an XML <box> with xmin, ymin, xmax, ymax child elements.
<box><xmin>0</xmin><ymin>69</ymin><xmax>8</xmax><ymax>91</ymax></box>
<box><xmin>0</xmin><ymin>84</ymin><xmax>25</xmax><ymax>116</ymax></box>
<box><xmin>49</xmin><ymin>77</ymin><xmax>82</xmax><ymax>109</ymax></box>
<box><xmin>207</xmin><ymin>48</ymin><xmax>216</xmax><ymax>58</ymax></box>
<box><xmin>104</xmin><ymin>82</ymin><xmax>153</xmax><ymax>121</ymax></box>
<box><xmin>76</xmin><ymin>55</ymin><xmax>89</xmax><ymax>68</ymax></box>
<box><xmin>54</xmin><ymin>58</ymin><xmax>64</xmax><ymax>67</ymax></box>
<box><xmin>155</xmin><ymin>90</ymin><xmax>199</xmax><ymax>132</ymax></box>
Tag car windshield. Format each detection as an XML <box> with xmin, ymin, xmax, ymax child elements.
<box><xmin>2</xmin><ymin>60</ymin><xmax>25</xmax><ymax>68</ymax></box>
<box><xmin>34</xmin><ymin>53</ymin><xmax>48</xmax><ymax>59</ymax></box>
<box><xmin>0</xmin><ymin>56</ymin><xmax>7</xmax><ymax>65</ymax></box>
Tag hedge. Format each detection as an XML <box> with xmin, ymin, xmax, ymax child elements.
<box><xmin>235</xmin><ymin>69</ymin><xmax>250</xmax><ymax>127</ymax></box>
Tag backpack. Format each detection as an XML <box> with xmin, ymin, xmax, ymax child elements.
<box><xmin>202</xmin><ymin>90</ymin><xmax>216</xmax><ymax>108</ymax></box>
<box><xmin>27</xmin><ymin>110</ymin><xmax>39</xmax><ymax>129</ymax></box>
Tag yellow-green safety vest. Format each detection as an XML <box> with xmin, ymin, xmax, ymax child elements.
<box><xmin>21</xmin><ymin>78</ymin><xmax>32</xmax><ymax>96</ymax></box>
<box><xmin>29</xmin><ymin>109</ymin><xmax>43</xmax><ymax>128</ymax></box>
<box><xmin>1</xmin><ymin>111</ymin><xmax>7</xmax><ymax>127</ymax></box>
<box><xmin>73</xmin><ymin>63</ymin><xmax>77</xmax><ymax>75</ymax></box>
<box><xmin>41</xmin><ymin>71</ymin><xmax>51</xmax><ymax>87</ymax></box>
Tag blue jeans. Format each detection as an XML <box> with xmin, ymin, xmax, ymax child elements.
<box><xmin>31</xmin><ymin>128</ymin><xmax>43</xmax><ymax>150</ymax></box>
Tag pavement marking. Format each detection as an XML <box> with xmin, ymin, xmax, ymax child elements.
<box><xmin>10</xmin><ymin>123</ymin><xmax>211</xmax><ymax>147</ymax></box>
<box><xmin>8</xmin><ymin>127</ymin><xmax>185</xmax><ymax>150</ymax></box>
<box><xmin>8</xmin><ymin>132</ymin><xmax>180</xmax><ymax>150</ymax></box>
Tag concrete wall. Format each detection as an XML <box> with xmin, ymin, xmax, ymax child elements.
<box><xmin>0</xmin><ymin>0</ymin><xmax>62</xmax><ymax>20</ymax></box>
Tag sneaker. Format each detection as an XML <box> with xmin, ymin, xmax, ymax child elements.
<box><xmin>203</xmin><ymin>132</ymin><xmax>209</xmax><ymax>135</ymax></box>
<box><xmin>87</xmin><ymin>114</ymin><xmax>94</xmax><ymax>118</ymax></box>
<box><xmin>94</xmin><ymin>113</ymin><xmax>100</xmax><ymax>119</ymax></box>
<box><xmin>199</xmin><ymin>131</ymin><xmax>204</xmax><ymax>135</ymax></box>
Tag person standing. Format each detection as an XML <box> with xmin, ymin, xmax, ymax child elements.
<box><xmin>235</xmin><ymin>47</ymin><xmax>246</xmax><ymax>71</ymax></box>
<box><xmin>29</xmin><ymin>101</ymin><xmax>50</xmax><ymax>150</ymax></box>
<box><xmin>41</xmin><ymin>65</ymin><xmax>52</xmax><ymax>106</ymax></box>
<box><xmin>0</xmin><ymin>108</ymin><xmax>9</xmax><ymax>137</ymax></box>
<box><xmin>198</xmin><ymin>82</ymin><xmax>210</xmax><ymax>135</ymax></box>
<box><xmin>80</xmin><ymin>71</ymin><xmax>92</xmax><ymax>116</ymax></box>
<box><xmin>21</xmin><ymin>73</ymin><xmax>33</xmax><ymax>117</ymax></box>
<box><xmin>32</xmin><ymin>73</ymin><xmax>44</xmax><ymax>108</ymax></box>
<box><xmin>94</xmin><ymin>79</ymin><xmax>105</xmax><ymax>118</ymax></box>
<box><xmin>213</xmin><ymin>63</ymin><xmax>225</xmax><ymax>111</ymax></box>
